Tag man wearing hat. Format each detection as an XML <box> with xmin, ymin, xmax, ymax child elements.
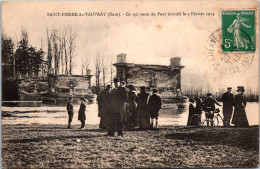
<box><xmin>107</xmin><ymin>78</ymin><xmax>127</xmax><ymax>136</ymax></box>
<box><xmin>222</xmin><ymin>87</ymin><xmax>234</xmax><ymax>127</ymax></box>
<box><xmin>107</xmin><ymin>78</ymin><xmax>119</xmax><ymax>136</ymax></box>
<box><xmin>202</xmin><ymin>93</ymin><xmax>221</xmax><ymax>126</ymax></box>
<box><xmin>78</xmin><ymin>98</ymin><xmax>86</xmax><ymax>129</ymax></box>
<box><xmin>66</xmin><ymin>97</ymin><xmax>74</xmax><ymax>129</ymax></box>
<box><xmin>116</xmin><ymin>80</ymin><xmax>128</xmax><ymax>135</ymax></box>
<box><xmin>148</xmin><ymin>89</ymin><xmax>162</xmax><ymax>129</ymax></box>
<box><xmin>97</xmin><ymin>85</ymin><xmax>112</xmax><ymax>129</ymax></box>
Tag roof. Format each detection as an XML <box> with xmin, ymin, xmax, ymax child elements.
<box><xmin>113</xmin><ymin>63</ymin><xmax>184</xmax><ymax>70</ymax></box>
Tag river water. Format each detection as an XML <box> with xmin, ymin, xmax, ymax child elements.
<box><xmin>2</xmin><ymin>100</ymin><xmax>259</xmax><ymax>126</ymax></box>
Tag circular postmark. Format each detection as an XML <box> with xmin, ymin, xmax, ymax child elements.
<box><xmin>205</xmin><ymin>28</ymin><xmax>254</xmax><ymax>75</ymax></box>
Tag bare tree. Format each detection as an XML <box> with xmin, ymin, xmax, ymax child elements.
<box><xmin>110</xmin><ymin>61</ymin><xmax>115</xmax><ymax>85</ymax></box>
<box><xmin>81</xmin><ymin>54</ymin><xmax>91</xmax><ymax>75</ymax></box>
<box><xmin>57</xmin><ymin>28</ymin><xmax>66</xmax><ymax>74</ymax></box>
<box><xmin>94</xmin><ymin>52</ymin><xmax>103</xmax><ymax>93</ymax></box>
<box><xmin>101</xmin><ymin>57</ymin><xmax>106</xmax><ymax>87</ymax></box>
<box><xmin>52</xmin><ymin>29</ymin><xmax>60</xmax><ymax>75</ymax></box>
<box><xmin>46</xmin><ymin>28</ymin><xmax>53</xmax><ymax>74</ymax></box>
<box><xmin>68</xmin><ymin>26</ymin><xmax>77</xmax><ymax>75</ymax></box>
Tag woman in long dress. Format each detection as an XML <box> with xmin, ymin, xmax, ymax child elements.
<box><xmin>136</xmin><ymin>86</ymin><xmax>150</xmax><ymax>129</ymax></box>
<box><xmin>187</xmin><ymin>98</ymin><xmax>196</xmax><ymax>126</ymax></box>
<box><xmin>232</xmin><ymin>86</ymin><xmax>249</xmax><ymax>127</ymax></box>
<box><xmin>227</xmin><ymin>13</ymin><xmax>251</xmax><ymax>50</ymax></box>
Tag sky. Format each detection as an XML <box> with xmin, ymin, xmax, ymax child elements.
<box><xmin>2</xmin><ymin>0</ymin><xmax>259</xmax><ymax>91</ymax></box>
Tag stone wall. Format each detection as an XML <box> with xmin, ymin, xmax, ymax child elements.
<box><xmin>126</xmin><ymin>65</ymin><xmax>181</xmax><ymax>95</ymax></box>
<box><xmin>49</xmin><ymin>75</ymin><xmax>92</xmax><ymax>97</ymax></box>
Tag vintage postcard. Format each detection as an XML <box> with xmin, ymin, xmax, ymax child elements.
<box><xmin>1</xmin><ymin>0</ymin><xmax>259</xmax><ymax>168</ymax></box>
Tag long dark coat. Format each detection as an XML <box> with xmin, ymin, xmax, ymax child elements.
<box><xmin>109</xmin><ymin>87</ymin><xmax>126</xmax><ymax>123</ymax></box>
<box><xmin>128</xmin><ymin>91</ymin><xmax>137</xmax><ymax>113</ymax></box>
<box><xmin>187</xmin><ymin>103</ymin><xmax>197</xmax><ymax>125</ymax></box>
<box><xmin>148</xmin><ymin>94</ymin><xmax>162</xmax><ymax>118</ymax></box>
<box><xmin>67</xmin><ymin>101</ymin><xmax>74</xmax><ymax>114</ymax></box>
<box><xmin>136</xmin><ymin>91</ymin><xmax>150</xmax><ymax>128</ymax></box>
<box><xmin>78</xmin><ymin>102</ymin><xmax>86</xmax><ymax>121</ymax></box>
<box><xmin>97</xmin><ymin>89</ymin><xmax>110</xmax><ymax>117</ymax></box>
<box><xmin>195</xmin><ymin>98</ymin><xmax>202</xmax><ymax>114</ymax></box>
<box><xmin>232</xmin><ymin>94</ymin><xmax>249</xmax><ymax>127</ymax></box>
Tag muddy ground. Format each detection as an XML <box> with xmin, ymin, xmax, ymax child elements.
<box><xmin>1</xmin><ymin>124</ymin><xmax>259</xmax><ymax>168</ymax></box>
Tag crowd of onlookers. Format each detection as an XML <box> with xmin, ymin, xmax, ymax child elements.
<box><xmin>66</xmin><ymin>78</ymin><xmax>162</xmax><ymax>137</ymax></box>
<box><xmin>66</xmin><ymin>84</ymin><xmax>249</xmax><ymax>136</ymax></box>
<box><xmin>188</xmin><ymin>86</ymin><xmax>249</xmax><ymax>127</ymax></box>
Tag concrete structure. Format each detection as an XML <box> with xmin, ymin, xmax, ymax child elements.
<box><xmin>113</xmin><ymin>54</ymin><xmax>184</xmax><ymax>97</ymax></box>
<box><xmin>48</xmin><ymin>74</ymin><xmax>93</xmax><ymax>98</ymax></box>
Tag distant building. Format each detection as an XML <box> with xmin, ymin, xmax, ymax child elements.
<box><xmin>17</xmin><ymin>70</ymin><xmax>93</xmax><ymax>101</ymax></box>
<box><xmin>113</xmin><ymin>53</ymin><xmax>184</xmax><ymax>97</ymax></box>
<box><xmin>48</xmin><ymin>73</ymin><xmax>92</xmax><ymax>98</ymax></box>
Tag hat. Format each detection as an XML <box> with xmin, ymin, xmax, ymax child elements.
<box><xmin>206</xmin><ymin>93</ymin><xmax>212</xmax><ymax>97</ymax></box>
<box><xmin>152</xmin><ymin>89</ymin><xmax>158</xmax><ymax>93</ymax></box>
<box><xmin>120</xmin><ymin>81</ymin><xmax>126</xmax><ymax>84</ymax></box>
<box><xmin>80</xmin><ymin>98</ymin><xmax>86</xmax><ymax>102</ymax></box>
<box><xmin>113</xmin><ymin>78</ymin><xmax>119</xmax><ymax>83</ymax></box>
<box><xmin>189</xmin><ymin>98</ymin><xmax>195</xmax><ymax>103</ymax></box>
<box><xmin>227</xmin><ymin>87</ymin><xmax>232</xmax><ymax>90</ymax></box>
<box><xmin>140</xmin><ymin>86</ymin><xmax>146</xmax><ymax>91</ymax></box>
<box><xmin>68</xmin><ymin>97</ymin><xmax>72</xmax><ymax>100</ymax></box>
<box><xmin>106</xmin><ymin>85</ymin><xmax>111</xmax><ymax>89</ymax></box>
<box><xmin>128</xmin><ymin>85</ymin><xmax>134</xmax><ymax>90</ymax></box>
<box><xmin>237</xmin><ymin>86</ymin><xmax>245</xmax><ymax>92</ymax></box>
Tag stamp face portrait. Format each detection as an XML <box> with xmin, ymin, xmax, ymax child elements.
<box><xmin>221</xmin><ymin>10</ymin><xmax>256</xmax><ymax>53</ymax></box>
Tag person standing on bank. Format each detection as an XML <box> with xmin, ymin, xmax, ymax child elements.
<box><xmin>66</xmin><ymin>97</ymin><xmax>74</xmax><ymax>129</ymax></box>
<box><xmin>136</xmin><ymin>86</ymin><xmax>150</xmax><ymax>129</ymax></box>
<box><xmin>97</xmin><ymin>85</ymin><xmax>111</xmax><ymax>129</ymax></box>
<box><xmin>78</xmin><ymin>98</ymin><xmax>86</xmax><ymax>129</ymax></box>
<box><xmin>148</xmin><ymin>89</ymin><xmax>162</xmax><ymax>129</ymax></box>
<box><xmin>107</xmin><ymin>79</ymin><xmax>119</xmax><ymax>136</ymax></box>
<box><xmin>202</xmin><ymin>93</ymin><xmax>221</xmax><ymax>126</ymax></box>
<box><xmin>232</xmin><ymin>86</ymin><xmax>249</xmax><ymax>127</ymax></box>
<box><xmin>116</xmin><ymin>81</ymin><xmax>128</xmax><ymax>136</ymax></box>
<box><xmin>127</xmin><ymin>85</ymin><xmax>137</xmax><ymax>128</ymax></box>
<box><xmin>195</xmin><ymin>96</ymin><xmax>203</xmax><ymax>115</ymax></box>
<box><xmin>187</xmin><ymin>98</ymin><xmax>196</xmax><ymax>126</ymax></box>
<box><xmin>222</xmin><ymin>87</ymin><xmax>234</xmax><ymax>127</ymax></box>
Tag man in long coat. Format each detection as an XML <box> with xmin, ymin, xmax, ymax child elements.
<box><xmin>107</xmin><ymin>78</ymin><xmax>126</xmax><ymax>136</ymax></box>
<box><xmin>222</xmin><ymin>87</ymin><xmax>234</xmax><ymax>126</ymax></box>
<box><xmin>97</xmin><ymin>85</ymin><xmax>111</xmax><ymax>129</ymax></box>
<box><xmin>78</xmin><ymin>98</ymin><xmax>86</xmax><ymax>129</ymax></box>
<box><xmin>115</xmin><ymin>81</ymin><xmax>128</xmax><ymax>136</ymax></box>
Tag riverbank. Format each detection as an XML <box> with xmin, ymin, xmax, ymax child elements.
<box><xmin>2</xmin><ymin>124</ymin><xmax>258</xmax><ymax>168</ymax></box>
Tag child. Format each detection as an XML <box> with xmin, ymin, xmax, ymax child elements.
<box><xmin>148</xmin><ymin>89</ymin><xmax>162</xmax><ymax>129</ymax></box>
<box><xmin>66</xmin><ymin>97</ymin><xmax>74</xmax><ymax>129</ymax></box>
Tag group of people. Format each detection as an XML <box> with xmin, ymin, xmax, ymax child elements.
<box><xmin>187</xmin><ymin>86</ymin><xmax>249</xmax><ymax>127</ymax></box>
<box><xmin>67</xmin><ymin>97</ymin><xmax>86</xmax><ymax>129</ymax></box>
<box><xmin>66</xmin><ymin>78</ymin><xmax>162</xmax><ymax>137</ymax></box>
<box><xmin>97</xmin><ymin>78</ymin><xmax>162</xmax><ymax>137</ymax></box>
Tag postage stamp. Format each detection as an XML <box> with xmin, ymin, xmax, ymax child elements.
<box><xmin>205</xmin><ymin>28</ymin><xmax>254</xmax><ymax>75</ymax></box>
<box><xmin>221</xmin><ymin>10</ymin><xmax>256</xmax><ymax>52</ymax></box>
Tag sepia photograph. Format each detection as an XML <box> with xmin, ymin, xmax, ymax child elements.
<box><xmin>1</xmin><ymin>0</ymin><xmax>259</xmax><ymax>168</ymax></box>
